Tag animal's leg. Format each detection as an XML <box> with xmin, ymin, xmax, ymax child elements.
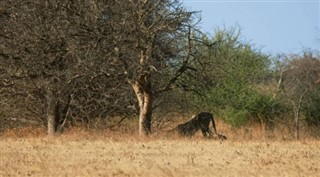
<box><xmin>201</xmin><ymin>129</ymin><xmax>208</xmax><ymax>137</ymax></box>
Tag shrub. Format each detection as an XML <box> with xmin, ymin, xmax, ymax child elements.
<box><xmin>218</xmin><ymin>107</ymin><xmax>248</xmax><ymax>127</ymax></box>
<box><xmin>215</xmin><ymin>90</ymin><xmax>285</xmax><ymax>128</ymax></box>
<box><xmin>303</xmin><ymin>88</ymin><xmax>320</xmax><ymax>127</ymax></box>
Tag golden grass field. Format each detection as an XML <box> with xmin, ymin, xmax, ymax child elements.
<box><xmin>1</xmin><ymin>127</ymin><xmax>320</xmax><ymax>177</ymax></box>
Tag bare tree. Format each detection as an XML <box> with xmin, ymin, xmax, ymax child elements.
<box><xmin>1</xmin><ymin>0</ymin><xmax>199</xmax><ymax>136</ymax></box>
<box><xmin>281</xmin><ymin>53</ymin><xmax>320</xmax><ymax>139</ymax></box>
<box><xmin>0</xmin><ymin>0</ymin><xmax>128</xmax><ymax>135</ymax></box>
<box><xmin>1</xmin><ymin>1</ymin><xmax>77</xmax><ymax>135</ymax></box>
<box><xmin>100</xmin><ymin>0</ymin><xmax>198</xmax><ymax>136</ymax></box>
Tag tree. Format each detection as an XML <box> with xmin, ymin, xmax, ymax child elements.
<box><xmin>1</xmin><ymin>0</ymin><xmax>199</xmax><ymax>136</ymax></box>
<box><xmin>0</xmin><ymin>0</ymin><xmax>128</xmax><ymax>135</ymax></box>
<box><xmin>279</xmin><ymin>52</ymin><xmax>320</xmax><ymax>139</ymax></box>
<box><xmin>184</xmin><ymin>28</ymin><xmax>273</xmax><ymax>127</ymax></box>
<box><xmin>100</xmin><ymin>0</ymin><xmax>198</xmax><ymax>136</ymax></box>
<box><xmin>303</xmin><ymin>88</ymin><xmax>320</xmax><ymax>128</ymax></box>
<box><xmin>1</xmin><ymin>1</ymin><xmax>75</xmax><ymax>135</ymax></box>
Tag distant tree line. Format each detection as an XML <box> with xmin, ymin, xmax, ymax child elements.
<box><xmin>1</xmin><ymin>0</ymin><xmax>319</xmax><ymax>139</ymax></box>
<box><xmin>187</xmin><ymin>28</ymin><xmax>320</xmax><ymax>139</ymax></box>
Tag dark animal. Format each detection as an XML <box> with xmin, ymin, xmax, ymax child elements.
<box><xmin>173</xmin><ymin>112</ymin><xmax>227</xmax><ymax>140</ymax></box>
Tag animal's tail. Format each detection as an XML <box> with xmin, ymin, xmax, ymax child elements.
<box><xmin>210</xmin><ymin>114</ymin><xmax>227</xmax><ymax>140</ymax></box>
<box><xmin>217</xmin><ymin>134</ymin><xmax>227</xmax><ymax>140</ymax></box>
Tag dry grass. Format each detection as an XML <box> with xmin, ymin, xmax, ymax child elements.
<box><xmin>1</xmin><ymin>116</ymin><xmax>319</xmax><ymax>177</ymax></box>
<box><xmin>1</xmin><ymin>130</ymin><xmax>320</xmax><ymax>177</ymax></box>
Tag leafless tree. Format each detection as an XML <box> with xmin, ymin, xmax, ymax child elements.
<box><xmin>280</xmin><ymin>53</ymin><xmax>320</xmax><ymax>139</ymax></box>
<box><xmin>98</xmin><ymin>0</ymin><xmax>199</xmax><ymax>136</ymax></box>
<box><xmin>1</xmin><ymin>0</ymin><xmax>200</xmax><ymax>136</ymax></box>
<box><xmin>0</xmin><ymin>0</ymin><xmax>131</xmax><ymax>135</ymax></box>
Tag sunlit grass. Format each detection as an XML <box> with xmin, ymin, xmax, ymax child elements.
<box><xmin>1</xmin><ymin>127</ymin><xmax>319</xmax><ymax>177</ymax></box>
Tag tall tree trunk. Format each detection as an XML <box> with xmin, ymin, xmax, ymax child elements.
<box><xmin>294</xmin><ymin>108</ymin><xmax>300</xmax><ymax>140</ymax></box>
<box><xmin>138</xmin><ymin>89</ymin><xmax>153</xmax><ymax>136</ymax></box>
<box><xmin>46</xmin><ymin>90</ymin><xmax>71</xmax><ymax>136</ymax></box>
<box><xmin>293</xmin><ymin>87</ymin><xmax>309</xmax><ymax>140</ymax></box>
<box><xmin>46</xmin><ymin>89</ymin><xmax>58</xmax><ymax>136</ymax></box>
<box><xmin>130</xmin><ymin>78</ymin><xmax>153</xmax><ymax>136</ymax></box>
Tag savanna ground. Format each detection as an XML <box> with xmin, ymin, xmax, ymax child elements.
<box><xmin>1</xmin><ymin>118</ymin><xmax>320</xmax><ymax>177</ymax></box>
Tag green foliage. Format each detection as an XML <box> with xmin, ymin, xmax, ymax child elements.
<box><xmin>303</xmin><ymin>87</ymin><xmax>320</xmax><ymax>127</ymax></box>
<box><xmin>218</xmin><ymin>107</ymin><xmax>248</xmax><ymax>127</ymax></box>
<box><xmin>211</xmin><ymin>87</ymin><xmax>279</xmax><ymax>126</ymax></box>
<box><xmin>275</xmin><ymin>52</ymin><xmax>320</xmax><ymax>130</ymax></box>
<box><xmin>189</xmin><ymin>27</ymin><xmax>276</xmax><ymax>127</ymax></box>
<box><xmin>241</xmin><ymin>91</ymin><xmax>274</xmax><ymax>119</ymax></box>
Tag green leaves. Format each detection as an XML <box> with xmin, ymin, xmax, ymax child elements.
<box><xmin>218</xmin><ymin>107</ymin><xmax>249</xmax><ymax>127</ymax></box>
<box><xmin>303</xmin><ymin>87</ymin><xmax>320</xmax><ymax>127</ymax></box>
<box><xmin>190</xmin><ymin>27</ymin><xmax>274</xmax><ymax>127</ymax></box>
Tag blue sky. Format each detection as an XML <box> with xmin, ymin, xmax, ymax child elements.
<box><xmin>182</xmin><ymin>0</ymin><xmax>320</xmax><ymax>55</ymax></box>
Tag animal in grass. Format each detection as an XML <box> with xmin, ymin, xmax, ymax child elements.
<box><xmin>173</xmin><ymin>112</ymin><xmax>227</xmax><ymax>140</ymax></box>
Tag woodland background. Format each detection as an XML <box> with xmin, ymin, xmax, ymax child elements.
<box><xmin>1</xmin><ymin>0</ymin><xmax>319</xmax><ymax>139</ymax></box>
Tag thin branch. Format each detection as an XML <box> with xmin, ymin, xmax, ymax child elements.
<box><xmin>57</xmin><ymin>94</ymin><xmax>73</xmax><ymax>133</ymax></box>
<box><xmin>272</xmin><ymin>66</ymin><xmax>294</xmax><ymax>100</ymax></box>
<box><xmin>155</xmin><ymin>25</ymin><xmax>193</xmax><ymax>95</ymax></box>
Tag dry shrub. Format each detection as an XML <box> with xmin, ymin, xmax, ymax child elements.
<box><xmin>1</xmin><ymin>113</ymin><xmax>319</xmax><ymax>141</ymax></box>
<box><xmin>0</xmin><ymin>126</ymin><xmax>46</xmax><ymax>138</ymax></box>
<box><xmin>153</xmin><ymin>113</ymin><xmax>320</xmax><ymax>141</ymax></box>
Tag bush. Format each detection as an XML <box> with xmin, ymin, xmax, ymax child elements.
<box><xmin>241</xmin><ymin>91</ymin><xmax>277</xmax><ymax>123</ymax></box>
<box><xmin>303</xmin><ymin>88</ymin><xmax>320</xmax><ymax>127</ymax></box>
<box><xmin>214</xmin><ymin>89</ymin><xmax>284</xmax><ymax>128</ymax></box>
<box><xmin>218</xmin><ymin>107</ymin><xmax>248</xmax><ymax>127</ymax></box>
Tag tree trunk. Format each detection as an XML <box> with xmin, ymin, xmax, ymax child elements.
<box><xmin>138</xmin><ymin>90</ymin><xmax>153</xmax><ymax>136</ymax></box>
<box><xmin>130</xmin><ymin>79</ymin><xmax>153</xmax><ymax>136</ymax></box>
<box><xmin>46</xmin><ymin>91</ymin><xmax>71</xmax><ymax>136</ymax></box>
<box><xmin>46</xmin><ymin>89</ymin><xmax>57</xmax><ymax>136</ymax></box>
<box><xmin>47</xmin><ymin>114</ymin><xmax>56</xmax><ymax>136</ymax></box>
<box><xmin>293</xmin><ymin>87</ymin><xmax>309</xmax><ymax>140</ymax></box>
<box><xmin>294</xmin><ymin>108</ymin><xmax>300</xmax><ymax>140</ymax></box>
